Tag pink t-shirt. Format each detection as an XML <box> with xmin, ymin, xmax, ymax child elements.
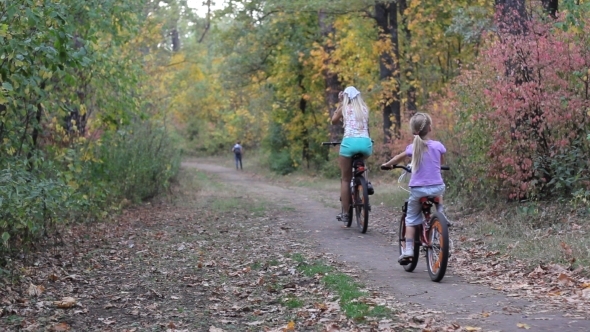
<box><xmin>405</xmin><ymin>140</ymin><xmax>446</xmax><ymax>187</ymax></box>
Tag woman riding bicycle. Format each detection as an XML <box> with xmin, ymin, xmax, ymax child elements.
<box><xmin>380</xmin><ymin>113</ymin><xmax>446</xmax><ymax>264</ymax></box>
<box><xmin>331</xmin><ymin>86</ymin><xmax>373</xmax><ymax>224</ymax></box>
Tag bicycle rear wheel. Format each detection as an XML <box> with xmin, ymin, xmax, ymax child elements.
<box><xmin>398</xmin><ymin>212</ymin><xmax>420</xmax><ymax>272</ymax></box>
<box><xmin>353</xmin><ymin>176</ymin><xmax>369</xmax><ymax>233</ymax></box>
<box><xmin>426</xmin><ymin>213</ymin><xmax>450</xmax><ymax>282</ymax></box>
<box><xmin>345</xmin><ymin>203</ymin><xmax>353</xmax><ymax>228</ymax></box>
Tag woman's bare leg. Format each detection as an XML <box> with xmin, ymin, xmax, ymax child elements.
<box><xmin>339</xmin><ymin>155</ymin><xmax>352</xmax><ymax>214</ymax></box>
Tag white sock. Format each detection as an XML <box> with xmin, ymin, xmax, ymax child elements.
<box><xmin>405</xmin><ymin>239</ymin><xmax>414</xmax><ymax>253</ymax></box>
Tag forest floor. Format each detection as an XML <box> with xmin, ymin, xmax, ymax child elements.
<box><xmin>1</xmin><ymin>158</ymin><xmax>589</xmax><ymax>331</ymax></box>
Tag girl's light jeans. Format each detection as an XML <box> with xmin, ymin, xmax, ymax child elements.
<box><xmin>405</xmin><ymin>184</ymin><xmax>446</xmax><ymax>226</ymax></box>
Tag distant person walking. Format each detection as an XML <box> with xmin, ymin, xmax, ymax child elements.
<box><xmin>232</xmin><ymin>141</ymin><xmax>243</xmax><ymax>170</ymax></box>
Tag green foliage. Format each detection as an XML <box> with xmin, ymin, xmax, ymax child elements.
<box><xmin>0</xmin><ymin>159</ymin><xmax>80</xmax><ymax>244</ymax></box>
<box><xmin>269</xmin><ymin>150</ymin><xmax>296</xmax><ymax>175</ymax></box>
<box><xmin>0</xmin><ymin>0</ymin><xmax>181</xmax><ymax>254</ymax></box>
<box><xmin>90</xmin><ymin>122</ymin><xmax>181</xmax><ymax>203</ymax></box>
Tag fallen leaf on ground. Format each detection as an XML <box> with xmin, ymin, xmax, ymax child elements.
<box><xmin>49</xmin><ymin>322</ymin><xmax>71</xmax><ymax>331</ymax></box>
<box><xmin>285</xmin><ymin>321</ymin><xmax>296</xmax><ymax>331</ymax></box>
<box><xmin>325</xmin><ymin>323</ymin><xmax>340</xmax><ymax>331</ymax></box>
<box><xmin>53</xmin><ymin>297</ymin><xmax>77</xmax><ymax>308</ymax></box>
<box><xmin>28</xmin><ymin>283</ymin><xmax>45</xmax><ymax>297</ymax></box>
<box><xmin>464</xmin><ymin>327</ymin><xmax>481</xmax><ymax>331</ymax></box>
<box><xmin>557</xmin><ymin>273</ymin><xmax>573</xmax><ymax>285</ymax></box>
<box><xmin>517</xmin><ymin>323</ymin><xmax>531</xmax><ymax>329</ymax></box>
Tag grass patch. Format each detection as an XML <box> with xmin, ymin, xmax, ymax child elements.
<box><xmin>290</xmin><ymin>253</ymin><xmax>305</xmax><ymax>263</ymax></box>
<box><xmin>282</xmin><ymin>295</ymin><xmax>304</xmax><ymax>309</ymax></box>
<box><xmin>210</xmin><ymin>197</ymin><xmax>243</xmax><ymax>212</ymax></box>
<box><xmin>292</xmin><ymin>255</ymin><xmax>392</xmax><ymax>321</ymax></box>
<box><xmin>323</xmin><ymin>273</ymin><xmax>391</xmax><ymax>321</ymax></box>
<box><xmin>323</xmin><ymin>273</ymin><xmax>365</xmax><ymax>302</ymax></box>
<box><xmin>300</xmin><ymin>262</ymin><xmax>333</xmax><ymax>277</ymax></box>
<box><xmin>459</xmin><ymin>203</ymin><xmax>590</xmax><ymax>269</ymax></box>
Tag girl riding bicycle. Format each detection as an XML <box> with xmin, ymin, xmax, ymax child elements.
<box><xmin>380</xmin><ymin>113</ymin><xmax>446</xmax><ymax>264</ymax></box>
<box><xmin>331</xmin><ymin>86</ymin><xmax>373</xmax><ymax>224</ymax></box>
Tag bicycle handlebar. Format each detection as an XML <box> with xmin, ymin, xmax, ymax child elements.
<box><xmin>380</xmin><ymin>164</ymin><xmax>450</xmax><ymax>172</ymax></box>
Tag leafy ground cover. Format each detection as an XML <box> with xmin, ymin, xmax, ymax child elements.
<box><xmin>0</xmin><ymin>167</ymin><xmax>457</xmax><ymax>331</ymax></box>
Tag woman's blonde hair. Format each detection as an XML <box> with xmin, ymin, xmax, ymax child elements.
<box><xmin>409</xmin><ymin>113</ymin><xmax>432</xmax><ymax>172</ymax></box>
<box><xmin>342</xmin><ymin>93</ymin><xmax>369</xmax><ymax>126</ymax></box>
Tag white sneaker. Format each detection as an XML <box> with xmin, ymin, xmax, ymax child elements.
<box><xmin>398</xmin><ymin>246</ymin><xmax>414</xmax><ymax>263</ymax></box>
<box><xmin>337</xmin><ymin>213</ymin><xmax>350</xmax><ymax>223</ymax></box>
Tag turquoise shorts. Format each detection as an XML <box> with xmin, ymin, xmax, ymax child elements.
<box><xmin>339</xmin><ymin>137</ymin><xmax>373</xmax><ymax>158</ymax></box>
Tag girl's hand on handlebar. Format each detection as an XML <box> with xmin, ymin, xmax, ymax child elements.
<box><xmin>380</xmin><ymin>164</ymin><xmax>393</xmax><ymax>170</ymax></box>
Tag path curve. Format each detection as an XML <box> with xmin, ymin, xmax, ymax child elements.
<box><xmin>185</xmin><ymin>161</ymin><xmax>589</xmax><ymax>331</ymax></box>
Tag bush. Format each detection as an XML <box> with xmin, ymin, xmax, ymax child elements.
<box><xmin>0</xmin><ymin>159</ymin><xmax>83</xmax><ymax>247</ymax></box>
<box><xmin>90</xmin><ymin>122</ymin><xmax>181</xmax><ymax>202</ymax></box>
<box><xmin>0</xmin><ymin>121</ymin><xmax>180</xmax><ymax>254</ymax></box>
<box><xmin>431</xmin><ymin>15</ymin><xmax>590</xmax><ymax>201</ymax></box>
<box><xmin>269</xmin><ymin>150</ymin><xmax>296</xmax><ymax>175</ymax></box>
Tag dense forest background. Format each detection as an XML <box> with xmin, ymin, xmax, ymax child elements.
<box><xmin>1</xmin><ymin>0</ymin><xmax>589</xmax><ymax>252</ymax></box>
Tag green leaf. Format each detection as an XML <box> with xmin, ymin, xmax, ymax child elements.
<box><xmin>1</xmin><ymin>232</ymin><xmax>9</xmax><ymax>243</ymax></box>
<box><xmin>2</xmin><ymin>82</ymin><xmax>13</xmax><ymax>91</ymax></box>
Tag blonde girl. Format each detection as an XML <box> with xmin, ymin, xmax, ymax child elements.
<box><xmin>381</xmin><ymin>113</ymin><xmax>447</xmax><ymax>263</ymax></box>
<box><xmin>331</xmin><ymin>86</ymin><xmax>373</xmax><ymax>224</ymax></box>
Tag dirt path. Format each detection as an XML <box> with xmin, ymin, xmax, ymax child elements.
<box><xmin>186</xmin><ymin>161</ymin><xmax>590</xmax><ymax>331</ymax></box>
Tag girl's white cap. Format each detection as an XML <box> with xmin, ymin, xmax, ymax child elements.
<box><xmin>343</xmin><ymin>86</ymin><xmax>360</xmax><ymax>100</ymax></box>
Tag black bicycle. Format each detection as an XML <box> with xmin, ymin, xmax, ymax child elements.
<box><xmin>380</xmin><ymin>164</ymin><xmax>450</xmax><ymax>282</ymax></box>
<box><xmin>322</xmin><ymin>142</ymin><xmax>370</xmax><ymax>233</ymax></box>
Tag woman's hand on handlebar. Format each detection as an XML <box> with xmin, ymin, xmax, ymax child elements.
<box><xmin>380</xmin><ymin>164</ymin><xmax>393</xmax><ymax>170</ymax></box>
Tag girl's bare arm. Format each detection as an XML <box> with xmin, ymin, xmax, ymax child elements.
<box><xmin>381</xmin><ymin>151</ymin><xmax>408</xmax><ymax>168</ymax></box>
<box><xmin>331</xmin><ymin>104</ymin><xmax>343</xmax><ymax>125</ymax></box>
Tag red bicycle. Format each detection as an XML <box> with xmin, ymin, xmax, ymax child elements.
<box><xmin>380</xmin><ymin>164</ymin><xmax>450</xmax><ymax>282</ymax></box>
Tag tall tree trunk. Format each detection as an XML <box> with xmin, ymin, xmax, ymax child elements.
<box><xmin>171</xmin><ymin>27</ymin><xmax>180</xmax><ymax>52</ymax></box>
<box><xmin>319</xmin><ymin>10</ymin><xmax>343</xmax><ymax>142</ymax></box>
<box><xmin>541</xmin><ymin>0</ymin><xmax>558</xmax><ymax>18</ymax></box>
<box><xmin>298</xmin><ymin>74</ymin><xmax>310</xmax><ymax>168</ymax></box>
<box><xmin>375</xmin><ymin>2</ymin><xmax>401</xmax><ymax>144</ymax></box>
<box><xmin>495</xmin><ymin>0</ymin><xmax>527</xmax><ymax>34</ymax></box>
<box><xmin>398</xmin><ymin>0</ymin><xmax>417</xmax><ymax>117</ymax></box>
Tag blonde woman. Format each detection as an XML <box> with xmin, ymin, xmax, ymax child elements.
<box><xmin>331</xmin><ymin>86</ymin><xmax>373</xmax><ymax>225</ymax></box>
<box><xmin>381</xmin><ymin>113</ymin><xmax>447</xmax><ymax>264</ymax></box>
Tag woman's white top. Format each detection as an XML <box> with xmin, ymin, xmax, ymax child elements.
<box><xmin>343</xmin><ymin>105</ymin><xmax>369</xmax><ymax>138</ymax></box>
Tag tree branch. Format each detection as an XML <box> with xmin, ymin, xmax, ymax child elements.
<box><xmin>198</xmin><ymin>0</ymin><xmax>211</xmax><ymax>43</ymax></box>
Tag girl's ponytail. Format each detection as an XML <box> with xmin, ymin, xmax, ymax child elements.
<box><xmin>409</xmin><ymin>113</ymin><xmax>432</xmax><ymax>172</ymax></box>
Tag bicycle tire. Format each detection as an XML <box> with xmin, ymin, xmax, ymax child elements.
<box><xmin>398</xmin><ymin>213</ymin><xmax>420</xmax><ymax>272</ymax></box>
<box><xmin>426</xmin><ymin>213</ymin><xmax>450</xmax><ymax>282</ymax></box>
<box><xmin>354</xmin><ymin>176</ymin><xmax>369</xmax><ymax>233</ymax></box>
<box><xmin>345</xmin><ymin>203</ymin><xmax>353</xmax><ymax>228</ymax></box>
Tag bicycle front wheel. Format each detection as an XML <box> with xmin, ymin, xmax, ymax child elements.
<box><xmin>353</xmin><ymin>176</ymin><xmax>369</xmax><ymax>233</ymax></box>
<box><xmin>399</xmin><ymin>212</ymin><xmax>419</xmax><ymax>272</ymax></box>
<box><xmin>426</xmin><ymin>213</ymin><xmax>450</xmax><ymax>282</ymax></box>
